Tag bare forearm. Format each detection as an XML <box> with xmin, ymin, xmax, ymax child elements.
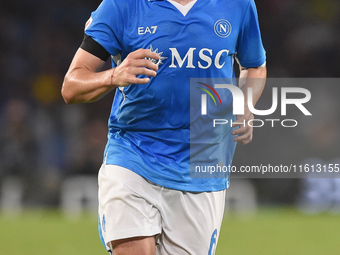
<box><xmin>240</xmin><ymin>66</ymin><xmax>267</xmax><ymax>106</ymax></box>
<box><xmin>62</xmin><ymin>67</ymin><xmax>113</xmax><ymax>104</ymax></box>
<box><xmin>232</xmin><ymin>66</ymin><xmax>267</xmax><ymax>145</ymax></box>
<box><xmin>62</xmin><ymin>48</ymin><xmax>160</xmax><ymax>104</ymax></box>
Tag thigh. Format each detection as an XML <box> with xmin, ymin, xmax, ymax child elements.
<box><xmin>110</xmin><ymin>236</ymin><xmax>157</xmax><ymax>255</ymax></box>
<box><xmin>98</xmin><ymin>164</ymin><xmax>162</xmax><ymax>253</ymax></box>
<box><xmin>156</xmin><ymin>188</ymin><xmax>226</xmax><ymax>255</ymax></box>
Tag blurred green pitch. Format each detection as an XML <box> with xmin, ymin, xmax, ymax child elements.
<box><xmin>1</xmin><ymin>208</ymin><xmax>339</xmax><ymax>255</ymax></box>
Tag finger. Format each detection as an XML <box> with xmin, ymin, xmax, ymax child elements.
<box><xmin>129</xmin><ymin>48</ymin><xmax>160</xmax><ymax>61</ymax></box>
<box><xmin>117</xmin><ymin>73</ymin><xmax>151</xmax><ymax>85</ymax></box>
<box><xmin>126</xmin><ymin>66</ymin><xmax>157</xmax><ymax>78</ymax></box>
<box><xmin>232</xmin><ymin>125</ymin><xmax>247</xmax><ymax>136</ymax></box>
<box><xmin>242</xmin><ymin>133</ymin><xmax>253</xmax><ymax>145</ymax></box>
<box><xmin>133</xmin><ymin>58</ymin><xmax>159</xmax><ymax>72</ymax></box>
<box><xmin>232</xmin><ymin>116</ymin><xmax>245</xmax><ymax>128</ymax></box>
<box><xmin>239</xmin><ymin>136</ymin><xmax>253</xmax><ymax>145</ymax></box>
<box><xmin>234</xmin><ymin>132</ymin><xmax>253</xmax><ymax>145</ymax></box>
<box><xmin>136</xmin><ymin>67</ymin><xmax>158</xmax><ymax>77</ymax></box>
<box><xmin>232</xmin><ymin>112</ymin><xmax>254</xmax><ymax>127</ymax></box>
<box><xmin>121</xmin><ymin>58</ymin><xmax>159</xmax><ymax>72</ymax></box>
<box><xmin>233</xmin><ymin>131</ymin><xmax>251</xmax><ymax>142</ymax></box>
<box><xmin>129</xmin><ymin>77</ymin><xmax>151</xmax><ymax>85</ymax></box>
<box><xmin>233</xmin><ymin>125</ymin><xmax>253</xmax><ymax>141</ymax></box>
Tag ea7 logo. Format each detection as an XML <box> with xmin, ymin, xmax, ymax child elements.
<box><xmin>138</xmin><ymin>26</ymin><xmax>158</xmax><ymax>35</ymax></box>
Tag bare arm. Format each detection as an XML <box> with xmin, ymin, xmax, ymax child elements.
<box><xmin>61</xmin><ymin>48</ymin><xmax>160</xmax><ymax>104</ymax></box>
<box><xmin>232</xmin><ymin>65</ymin><xmax>267</xmax><ymax>144</ymax></box>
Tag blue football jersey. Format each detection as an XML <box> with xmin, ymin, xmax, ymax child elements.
<box><xmin>85</xmin><ymin>0</ymin><xmax>266</xmax><ymax>192</ymax></box>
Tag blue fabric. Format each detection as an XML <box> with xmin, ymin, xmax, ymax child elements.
<box><xmin>98</xmin><ymin>214</ymin><xmax>106</xmax><ymax>248</ymax></box>
<box><xmin>86</xmin><ymin>0</ymin><xmax>266</xmax><ymax>192</ymax></box>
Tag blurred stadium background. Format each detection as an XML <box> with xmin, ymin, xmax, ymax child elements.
<box><xmin>1</xmin><ymin>0</ymin><xmax>340</xmax><ymax>254</ymax></box>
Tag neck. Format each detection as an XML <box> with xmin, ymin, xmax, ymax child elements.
<box><xmin>169</xmin><ymin>0</ymin><xmax>195</xmax><ymax>6</ymax></box>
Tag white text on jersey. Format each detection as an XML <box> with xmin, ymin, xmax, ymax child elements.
<box><xmin>138</xmin><ymin>26</ymin><xmax>158</xmax><ymax>35</ymax></box>
<box><xmin>169</xmin><ymin>48</ymin><xmax>230</xmax><ymax>69</ymax></box>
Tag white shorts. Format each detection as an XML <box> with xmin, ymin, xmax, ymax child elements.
<box><xmin>98</xmin><ymin>164</ymin><xmax>226</xmax><ymax>255</ymax></box>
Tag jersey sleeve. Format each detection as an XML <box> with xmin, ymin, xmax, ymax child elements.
<box><xmin>84</xmin><ymin>0</ymin><xmax>122</xmax><ymax>58</ymax></box>
<box><xmin>236</xmin><ymin>0</ymin><xmax>266</xmax><ymax>68</ymax></box>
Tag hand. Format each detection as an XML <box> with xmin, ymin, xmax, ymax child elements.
<box><xmin>112</xmin><ymin>48</ymin><xmax>160</xmax><ymax>87</ymax></box>
<box><xmin>232</xmin><ymin>106</ymin><xmax>254</xmax><ymax>145</ymax></box>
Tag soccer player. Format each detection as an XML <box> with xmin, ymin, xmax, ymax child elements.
<box><xmin>61</xmin><ymin>0</ymin><xmax>266</xmax><ymax>254</ymax></box>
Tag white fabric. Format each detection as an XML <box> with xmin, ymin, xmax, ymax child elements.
<box><xmin>167</xmin><ymin>0</ymin><xmax>197</xmax><ymax>16</ymax></box>
<box><xmin>98</xmin><ymin>164</ymin><xmax>226</xmax><ymax>255</ymax></box>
